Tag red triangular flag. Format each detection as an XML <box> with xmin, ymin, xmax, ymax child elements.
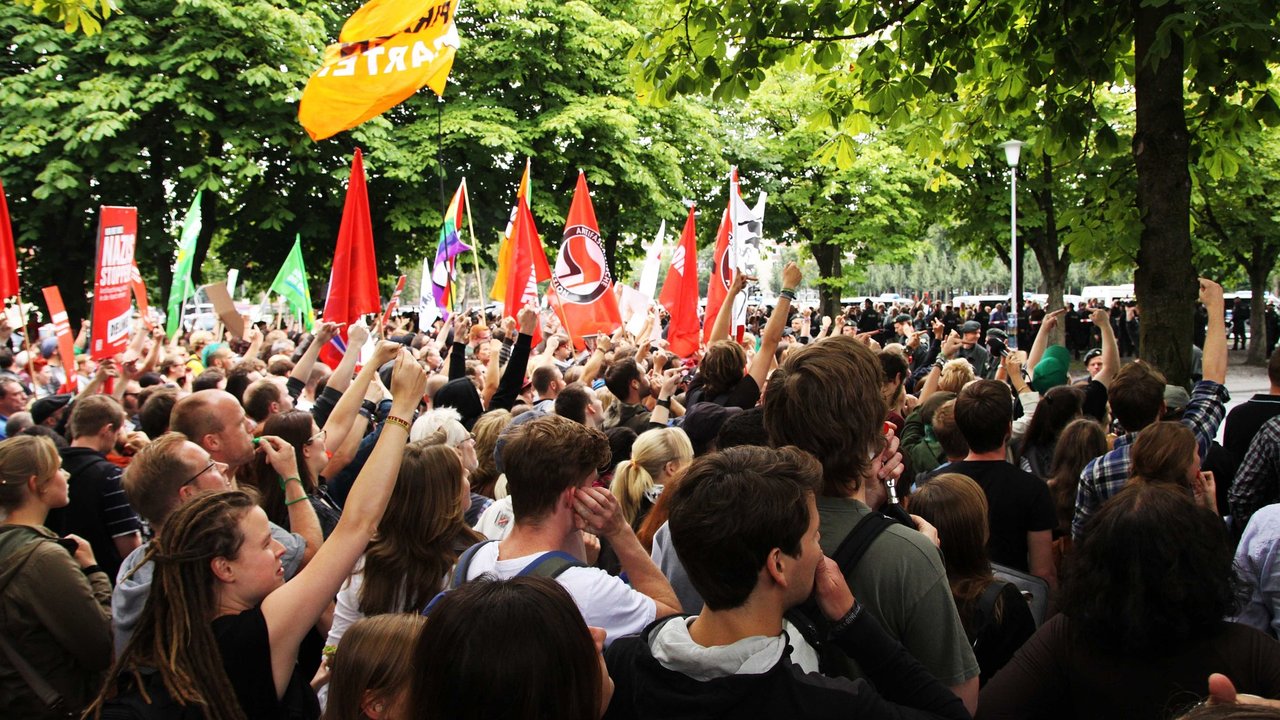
<box><xmin>130</xmin><ymin>261</ymin><xmax>153</xmax><ymax>329</ymax></box>
<box><xmin>659</xmin><ymin>206</ymin><xmax>701</xmax><ymax>358</ymax></box>
<box><xmin>550</xmin><ymin>172</ymin><xmax>621</xmax><ymax>343</ymax></box>
<box><xmin>503</xmin><ymin>191</ymin><xmax>546</xmax><ymax>344</ymax></box>
<box><xmin>0</xmin><ymin>179</ymin><xmax>21</xmax><ymax>300</ymax></box>
<box><xmin>321</xmin><ymin>148</ymin><xmax>381</xmax><ymax>367</ymax></box>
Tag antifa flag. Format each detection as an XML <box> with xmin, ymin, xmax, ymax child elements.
<box><xmin>658</xmin><ymin>206</ymin><xmax>700</xmax><ymax>358</ymax></box>
<box><xmin>549</xmin><ymin>172</ymin><xmax>621</xmax><ymax>344</ymax></box>
<box><xmin>299</xmin><ymin>0</ymin><xmax>461</xmax><ymax>141</ymax></box>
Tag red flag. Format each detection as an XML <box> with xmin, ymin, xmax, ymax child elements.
<box><xmin>701</xmin><ymin>207</ymin><xmax>732</xmax><ymax>342</ymax></box>
<box><xmin>130</xmin><ymin>261</ymin><xmax>153</xmax><ymax>329</ymax></box>
<box><xmin>320</xmin><ymin>148</ymin><xmax>381</xmax><ymax>367</ymax></box>
<box><xmin>0</xmin><ymin>179</ymin><xmax>20</xmax><ymax>300</ymax></box>
<box><xmin>502</xmin><ymin>189</ymin><xmax>549</xmax><ymax>344</ymax></box>
<box><xmin>659</xmin><ymin>206</ymin><xmax>701</xmax><ymax>358</ymax></box>
<box><xmin>42</xmin><ymin>285</ymin><xmax>78</xmax><ymax>392</ymax></box>
<box><xmin>550</xmin><ymin>172</ymin><xmax>621</xmax><ymax>342</ymax></box>
<box><xmin>381</xmin><ymin>274</ymin><xmax>406</xmax><ymax>330</ymax></box>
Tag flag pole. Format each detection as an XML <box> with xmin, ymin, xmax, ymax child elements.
<box><xmin>461</xmin><ymin>178</ymin><xmax>484</xmax><ymax>311</ymax></box>
<box><xmin>14</xmin><ymin>291</ymin><xmax>35</xmax><ymax>387</ymax></box>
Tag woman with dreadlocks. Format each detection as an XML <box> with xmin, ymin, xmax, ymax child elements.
<box><xmin>88</xmin><ymin>346</ymin><xmax>425</xmax><ymax>720</ymax></box>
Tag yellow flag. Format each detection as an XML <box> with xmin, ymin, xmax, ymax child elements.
<box><xmin>299</xmin><ymin>0</ymin><xmax>460</xmax><ymax>142</ymax></box>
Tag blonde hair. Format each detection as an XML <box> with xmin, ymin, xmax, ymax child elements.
<box><xmin>610</xmin><ymin>428</ymin><xmax>693</xmax><ymax>527</ymax></box>
<box><xmin>0</xmin><ymin>435</ymin><xmax>61</xmax><ymax>514</ymax></box>
<box><xmin>939</xmin><ymin>358</ymin><xmax>976</xmax><ymax>394</ymax></box>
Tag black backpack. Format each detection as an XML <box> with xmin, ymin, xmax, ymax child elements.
<box><xmin>422</xmin><ymin>540</ymin><xmax>584</xmax><ymax>615</ymax></box>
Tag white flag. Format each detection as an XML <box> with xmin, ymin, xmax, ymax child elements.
<box><xmin>638</xmin><ymin>219</ymin><xmax>666</xmax><ymax>300</ymax></box>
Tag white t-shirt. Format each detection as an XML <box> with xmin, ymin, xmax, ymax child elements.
<box><xmin>473</xmin><ymin>496</ymin><xmax>515</xmax><ymax>540</ymax></box>
<box><xmin>463</xmin><ymin>541</ymin><xmax>656</xmax><ymax>646</ymax></box>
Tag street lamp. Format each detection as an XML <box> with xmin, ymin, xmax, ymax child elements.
<box><xmin>999</xmin><ymin>139</ymin><xmax>1024</xmax><ymax>350</ymax></box>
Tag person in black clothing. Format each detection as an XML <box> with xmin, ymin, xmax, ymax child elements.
<box><xmin>947</xmin><ymin>380</ymin><xmax>1057</xmax><ymax>593</ymax></box>
<box><xmin>1224</xmin><ymin>348</ymin><xmax>1280</xmax><ymax>466</ymax></box>
<box><xmin>43</xmin><ymin>394</ymin><xmax>142</xmax><ymax>585</ymax></box>
<box><xmin>1234</xmin><ymin>298</ymin><xmax>1251</xmax><ymax>351</ymax></box>
<box><xmin>604</xmin><ymin>445</ymin><xmax>969</xmax><ymax>720</ymax></box>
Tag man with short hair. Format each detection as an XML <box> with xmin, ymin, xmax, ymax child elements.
<box><xmin>1224</xmin><ymin>347</ymin><xmax>1280</xmax><ymax>464</ymax></box>
<box><xmin>463</xmin><ymin>414</ymin><xmax>681</xmax><ymax>642</ymax></box>
<box><xmin>604</xmin><ymin>359</ymin><xmax>653</xmax><ymax>433</ymax></box>
<box><xmin>764</xmin><ymin>334</ymin><xmax>980</xmax><ymax>713</ymax></box>
<box><xmin>555</xmin><ymin>381</ymin><xmax>604</xmax><ymax>428</ymax></box>
<box><xmin>0</xmin><ymin>376</ymin><xmax>27</xmax><ymax>438</ymax></box>
<box><xmin>531</xmin><ymin>364</ymin><xmax>565</xmax><ymax>411</ymax></box>
<box><xmin>112</xmin><ymin>431</ymin><xmax>314</xmax><ymax>652</ymax></box>
<box><xmin>43</xmin><ymin>394</ymin><xmax>142</xmax><ymax>584</ymax></box>
<box><xmin>947</xmin><ymin>379</ymin><xmax>1057</xmax><ymax>589</ymax></box>
<box><xmin>604</xmin><ymin>446</ymin><xmax>968</xmax><ymax>720</ymax></box>
<box><xmin>243</xmin><ymin>376</ymin><xmax>295</xmax><ymax>425</ymax></box>
<box><xmin>1074</xmin><ymin>278</ymin><xmax>1229</xmax><ymax>540</ymax></box>
<box><xmin>169</xmin><ymin>389</ymin><xmax>257</xmax><ymax>477</ymax></box>
<box><xmin>955</xmin><ymin>320</ymin><xmax>995</xmax><ymax>379</ymax></box>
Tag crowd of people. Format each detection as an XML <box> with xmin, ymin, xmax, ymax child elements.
<box><xmin>0</xmin><ymin>265</ymin><xmax>1278</xmax><ymax>719</ymax></box>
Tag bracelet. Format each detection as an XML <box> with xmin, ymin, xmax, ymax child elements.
<box><xmin>278</xmin><ymin>476</ymin><xmax>302</xmax><ymax>491</ymax></box>
<box><xmin>656</xmin><ymin>397</ymin><xmax>671</xmax><ymax>408</ymax></box>
<box><xmin>285</xmin><ymin>494</ymin><xmax>311</xmax><ymax>506</ymax></box>
<box><xmin>779</xmin><ymin>289</ymin><xmax>797</xmax><ymax>301</ymax></box>
<box><xmin>384</xmin><ymin>415</ymin><xmax>411</xmax><ymax>432</ymax></box>
<box><xmin>830</xmin><ymin>600</ymin><xmax>864</xmax><ymax>636</ymax></box>
<box><xmin>81</xmin><ymin>564</ymin><xmax>102</xmax><ymax>576</ymax></box>
<box><xmin>782</xmin><ymin>286</ymin><xmax>797</xmax><ymax>295</ymax></box>
<box><xmin>360</xmin><ymin>400</ymin><xmax>377</xmax><ymax>416</ymax></box>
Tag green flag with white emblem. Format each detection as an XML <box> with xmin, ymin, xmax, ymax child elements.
<box><xmin>165</xmin><ymin>190</ymin><xmax>202</xmax><ymax>336</ymax></box>
<box><xmin>269</xmin><ymin>236</ymin><xmax>315</xmax><ymax>331</ymax></box>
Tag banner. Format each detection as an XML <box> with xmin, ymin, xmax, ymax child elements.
<box><xmin>550</xmin><ymin>171</ymin><xmax>621</xmax><ymax>342</ymax></box>
<box><xmin>41</xmin><ymin>285</ymin><xmax>77</xmax><ymax>389</ymax></box>
<box><xmin>702</xmin><ymin>207</ymin><xmax>731</xmax><ymax>342</ymax></box>
<box><xmin>203</xmin><ymin>282</ymin><xmax>244</xmax><ymax>339</ymax></box>
<box><xmin>320</xmin><ymin>148</ymin><xmax>382</xmax><ymax>367</ymax></box>
<box><xmin>637</xmin><ymin>219</ymin><xmax>665</xmax><ymax>301</ymax></box>
<box><xmin>166</xmin><ymin>191</ymin><xmax>202</xmax><ymax>336</ymax></box>
<box><xmin>269</xmin><ymin>236</ymin><xmax>315</xmax><ymax>331</ymax></box>
<box><xmin>431</xmin><ymin>182</ymin><xmax>470</xmax><ymax>313</ymax></box>
<box><xmin>90</xmin><ymin>206</ymin><xmax>137</xmax><ymax>360</ymax></box>
<box><xmin>298</xmin><ymin>0</ymin><xmax>461</xmax><ymax>141</ymax></box>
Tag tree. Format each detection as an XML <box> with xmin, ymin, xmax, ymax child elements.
<box><xmin>633</xmin><ymin>0</ymin><xmax>1280</xmax><ymax>385</ymax></box>
<box><xmin>12</xmin><ymin>0</ymin><xmax>118</xmax><ymax>35</ymax></box>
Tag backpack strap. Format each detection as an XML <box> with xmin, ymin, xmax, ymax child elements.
<box><xmin>830</xmin><ymin>511</ymin><xmax>897</xmax><ymax>578</ymax></box>
<box><xmin>448</xmin><ymin>540</ymin><xmax>496</xmax><ymax>590</ymax></box>
<box><xmin>516</xmin><ymin>550</ymin><xmax>584</xmax><ymax>580</ymax></box>
<box><xmin>970</xmin><ymin>580</ymin><xmax>1010</xmax><ymax>648</ymax></box>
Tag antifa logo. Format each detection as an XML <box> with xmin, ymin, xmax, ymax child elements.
<box><xmin>553</xmin><ymin>225</ymin><xmax>612</xmax><ymax>304</ymax></box>
<box><xmin>717</xmin><ymin>242</ymin><xmax>733</xmax><ymax>290</ymax></box>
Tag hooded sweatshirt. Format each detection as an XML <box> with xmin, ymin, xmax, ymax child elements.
<box><xmin>604</xmin><ymin>611</ymin><xmax>970</xmax><ymax>720</ymax></box>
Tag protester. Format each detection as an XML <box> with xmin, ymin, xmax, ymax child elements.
<box><xmin>322</xmin><ymin>614</ymin><xmax>426</xmax><ymax>720</ymax></box>
<box><xmin>979</xmin><ymin>483</ymin><xmax>1280</xmax><ymax>718</ymax></box>
<box><xmin>609</xmin><ymin>427</ymin><xmax>692</xmax><ymax>529</ymax></box>
<box><xmin>242</xmin><ymin>410</ymin><xmax>343</xmax><ymax>537</ymax></box>
<box><xmin>0</xmin><ymin>435</ymin><xmax>112</xmax><ymax>719</ymax></box>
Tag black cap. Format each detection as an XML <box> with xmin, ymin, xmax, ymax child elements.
<box><xmin>31</xmin><ymin>394</ymin><xmax>72</xmax><ymax>426</ymax></box>
<box><xmin>960</xmin><ymin>320</ymin><xmax>982</xmax><ymax>333</ymax></box>
<box><xmin>893</xmin><ymin>313</ymin><xmax>912</xmax><ymax>324</ymax></box>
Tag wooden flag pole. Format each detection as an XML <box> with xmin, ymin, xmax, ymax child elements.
<box><xmin>461</xmin><ymin>178</ymin><xmax>484</xmax><ymax>311</ymax></box>
<box><xmin>14</xmin><ymin>291</ymin><xmax>35</xmax><ymax>387</ymax></box>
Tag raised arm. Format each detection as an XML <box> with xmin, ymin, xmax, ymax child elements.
<box><xmin>259</xmin><ymin>434</ymin><xmax>323</xmax><ymax>569</ymax></box>
<box><xmin>322</xmin><ymin>341</ymin><xmax>400</xmax><ymax>455</ymax></box>
<box><xmin>1025</xmin><ymin>308</ymin><xmax>1065</xmax><ymax>379</ymax></box>
<box><xmin>1200</xmin><ymin>278</ymin><xmax>1227</xmax><ymax>385</ymax></box>
<box><xmin>324</xmin><ymin>324</ymin><xmax>368</xmax><ymax>395</ymax></box>
<box><xmin>747</xmin><ymin>262</ymin><xmax>800</xmax><ymax>388</ymax></box>
<box><xmin>708</xmin><ymin>271</ymin><xmax>748</xmax><ymax>345</ymax></box>
<box><xmin>261</xmin><ymin>346</ymin><xmax>424</xmax><ymax>699</ymax></box>
<box><xmin>575</xmin><ymin>485</ymin><xmax>682</xmax><ymax>618</ymax></box>
<box><xmin>1091</xmin><ymin>308</ymin><xmax>1120</xmax><ymax>387</ymax></box>
<box><xmin>490</xmin><ymin>308</ymin><xmax>536</xmax><ymax>411</ymax></box>
<box><xmin>289</xmin><ymin>322</ymin><xmax>338</xmax><ymax>390</ymax></box>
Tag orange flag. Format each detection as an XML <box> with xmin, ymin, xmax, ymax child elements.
<box><xmin>129</xmin><ymin>260</ymin><xmax>153</xmax><ymax>329</ymax></box>
<box><xmin>550</xmin><ymin>172</ymin><xmax>621</xmax><ymax>342</ymax></box>
<box><xmin>490</xmin><ymin>160</ymin><xmax>531</xmax><ymax>301</ymax></box>
<box><xmin>659</xmin><ymin>206</ymin><xmax>700</xmax><ymax>358</ymax></box>
<box><xmin>298</xmin><ymin>0</ymin><xmax>460</xmax><ymax>141</ymax></box>
<box><xmin>502</xmin><ymin>190</ymin><xmax>548</xmax><ymax>344</ymax></box>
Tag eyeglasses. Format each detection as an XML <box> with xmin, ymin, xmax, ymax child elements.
<box><xmin>308</xmin><ymin>429</ymin><xmax>327</xmax><ymax>444</ymax></box>
<box><xmin>182</xmin><ymin>459</ymin><xmax>229</xmax><ymax>487</ymax></box>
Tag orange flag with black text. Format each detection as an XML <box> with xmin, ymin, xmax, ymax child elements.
<box><xmin>659</xmin><ymin>206</ymin><xmax>700</xmax><ymax>358</ymax></box>
<box><xmin>550</xmin><ymin>172</ymin><xmax>621</xmax><ymax>342</ymax></box>
<box><xmin>298</xmin><ymin>0</ymin><xmax>460</xmax><ymax>141</ymax></box>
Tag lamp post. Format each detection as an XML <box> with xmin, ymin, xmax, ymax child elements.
<box><xmin>999</xmin><ymin>139</ymin><xmax>1024</xmax><ymax>350</ymax></box>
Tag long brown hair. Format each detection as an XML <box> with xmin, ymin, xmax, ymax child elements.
<box><xmin>358</xmin><ymin>442</ymin><xmax>481</xmax><ymax>615</ymax></box>
<box><xmin>88</xmin><ymin>490</ymin><xmax>259</xmax><ymax>720</ymax></box>
<box><xmin>909</xmin><ymin>473</ymin><xmax>1002</xmax><ymax>636</ymax></box>
<box><xmin>241</xmin><ymin>410</ymin><xmax>318</xmax><ymax>527</ymax></box>
<box><xmin>1129</xmin><ymin>421</ymin><xmax>1197</xmax><ymax>487</ymax></box>
<box><xmin>324</xmin><ymin>614</ymin><xmax>426</xmax><ymax>720</ymax></box>
<box><xmin>697</xmin><ymin>341</ymin><xmax>747</xmax><ymax>399</ymax></box>
<box><xmin>1047</xmin><ymin>419</ymin><xmax>1108</xmax><ymax>534</ymax></box>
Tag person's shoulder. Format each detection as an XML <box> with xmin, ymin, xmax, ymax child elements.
<box><xmin>868</xmin><ymin>521</ymin><xmax>947</xmax><ymax>571</ymax></box>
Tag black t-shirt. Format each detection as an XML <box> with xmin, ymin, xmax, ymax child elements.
<box><xmin>685</xmin><ymin>374</ymin><xmax>760</xmax><ymax>410</ymax></box>
<box><xmin>212</xmin><ymin>607</ymin><xmax>320</xmax><ymax>720</ymax></box>
<box><xmin>945</xmin><ymin>460</ymin><xmax>1056</xmax><ymax>571</ymax></box>
<box><xmin>43</xmin><ymin>447</ymin><xmax>142</xmax><ymax>584</ymax></box>
<box><xmin>1224</xmin><ymin>395</ymin><xmax>1280</xmax><ymax>461</ymax></box>
<box><xmin>1081</xmin><ymin>380</ymin><xmax>1108</xmax><ymax>424</ymax></box>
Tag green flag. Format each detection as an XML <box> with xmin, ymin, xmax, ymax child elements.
<box><xmin>270</xmin><ymin>236</ymin><xmax>314</xmax><ymax>331</ymax></box>
<box><xmin>165</xmin><ymin>191</ymin><xmax>202</xmax><ymax>336</ymax></box>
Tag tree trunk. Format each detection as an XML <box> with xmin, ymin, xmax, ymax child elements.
<box><xmin>1247</xmin><ymin>236</ymin><xmax>1273</xmax><ymax>364</ymax></box>
<box><xmin>1132</xmin><ymin>0</ymin><xmax>1196</xmax><ymax>387</ymax></box>
<box><xmin>810</xmin><ymin>240</ymin><xmax>842</xmax><ymax>318</ymax></box>
<box><xmin>1030</xmin><ymin>153</ymin><xmax>1070</xmax><ymax>345</ymax></box>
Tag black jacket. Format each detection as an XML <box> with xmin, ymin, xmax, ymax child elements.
<box><xmin>604</xmin><ymin>612</ymin><xmax>971</xmax><ymax>720</ymax></box>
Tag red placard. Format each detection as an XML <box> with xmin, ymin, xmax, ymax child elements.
<box><xmin>381</xmin><ymin>274</ymin><xmax>406</xmax><ymax>330</ymax></box>
<box><xmin>41</xmin><ymin>285</ymin><xmax>78</xmax><ymax>390</ymax></box>
<box><xmin>90</xmin><ymin>207</ymin><xmax>137</xmax><ymax>360</ymax></box>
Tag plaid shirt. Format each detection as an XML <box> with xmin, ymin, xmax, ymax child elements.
<box><xmin>1073</xmin><ymin>380</ymin><xmax>1230</xmax><ymax>540</ymax></box>
<box><xmin>1230</xmin><ymin>414</ymin><xmax>1280</xmax><ymax>530</ymax></box>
